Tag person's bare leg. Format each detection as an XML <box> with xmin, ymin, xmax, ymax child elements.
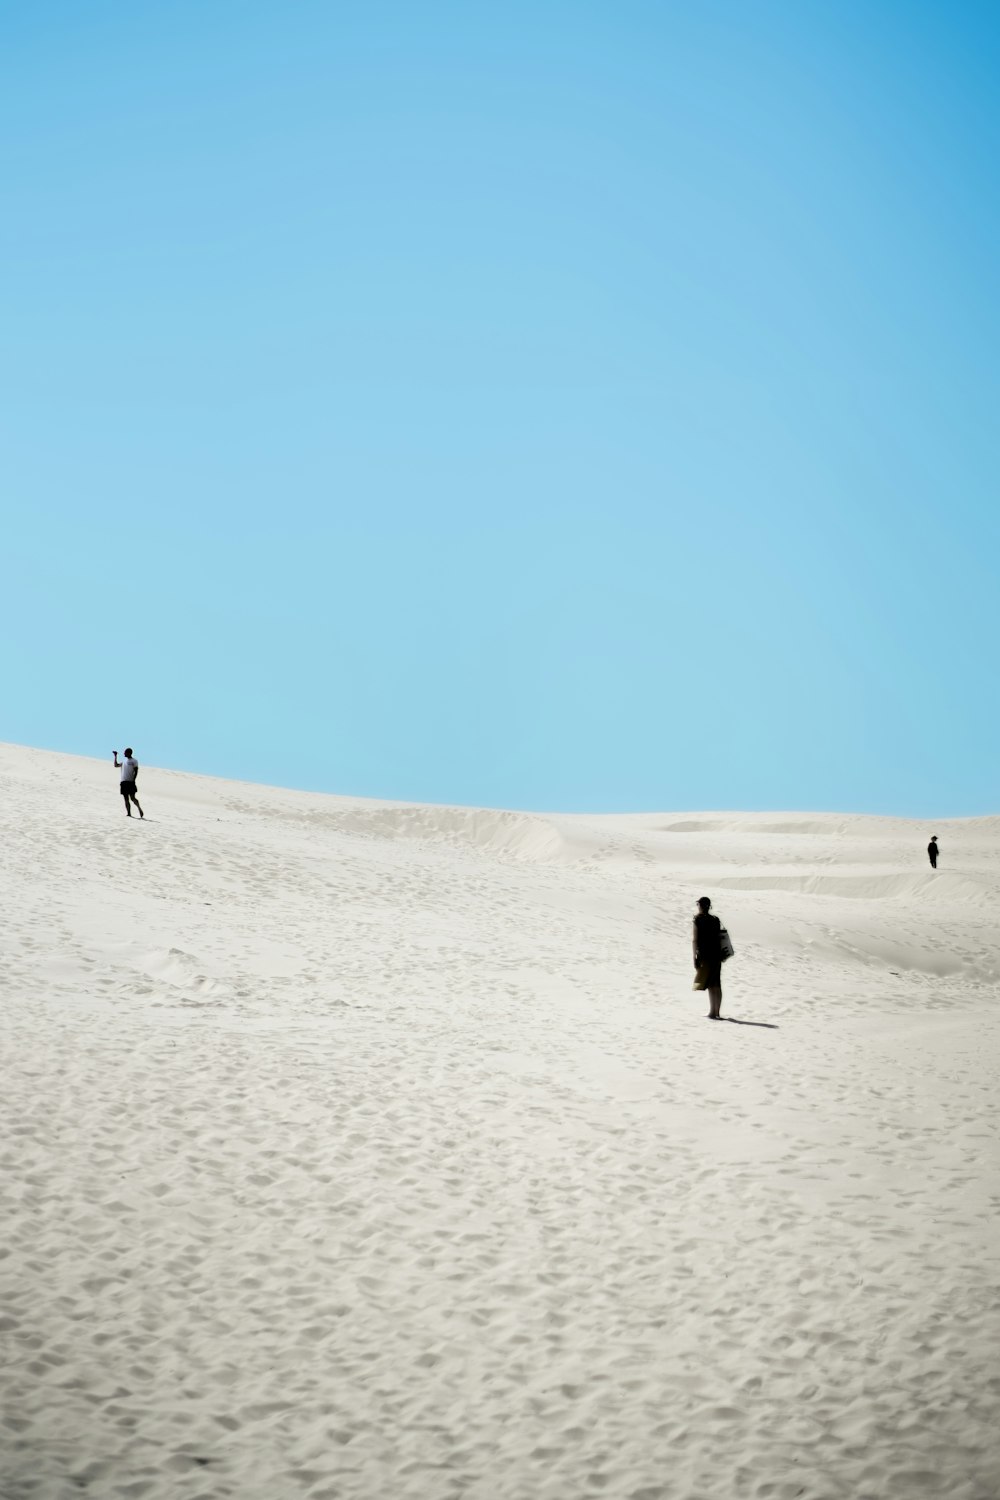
<box><xmin>708</xmin><ymin>985</ymin><xmax>722</xmax><ymax>1019</ymax></box>
<box><xmin>132</xmin><ymin>794</ymin><xmax>144</xmax><ymax>819</ymax></box>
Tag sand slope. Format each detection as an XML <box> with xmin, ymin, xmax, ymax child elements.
<box><xmin>1</xmin><ymin>744</ymin><xmax>998</xmax><ymax>1500</ymax></box>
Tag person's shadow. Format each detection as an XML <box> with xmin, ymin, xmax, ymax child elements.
<box><xmin>725</xmin><ymin>1018</ymin><xmax>779</xmax><ymax>1029</ymax></box>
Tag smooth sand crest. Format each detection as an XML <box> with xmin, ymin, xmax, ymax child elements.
<box><xmin>2</xmin><ymin>743</ymin><xmax>998</xmax><ymax>1500</ymax></box>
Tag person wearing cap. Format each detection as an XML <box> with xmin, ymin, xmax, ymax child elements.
<box><xmin>113</xmin><ymin>748</ymin><xmax>144</xmax><ymax>819</ymax></box>
<box><xmin>927</xmin><ymin>835</ymin><xmax>939</xmax><ymax>869</ymax></box>
<box><xmin>692</xmin><ymin>896</ymin><xmax>724</xmax><ymax>1019</ymax></box>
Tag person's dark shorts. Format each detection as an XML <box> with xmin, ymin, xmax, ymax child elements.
<box><xmin>120</xmin><ymin>779</ymin><xmax>137</xmax><ymax>799</ymax></box>
<box><xmin>702</xmin><ymin>960</ymin><xmax>722</xmax><ymax>988</ymax></box>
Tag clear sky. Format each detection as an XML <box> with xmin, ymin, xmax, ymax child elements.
<box><xmin>3</xmin><ymin>2</ymin><xmax>997</xmax><ymax>814</ymax></box>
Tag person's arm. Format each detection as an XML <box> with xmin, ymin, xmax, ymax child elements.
<box><xmin>113</xmin><ymin>751</ymin><xmax>121</xmax><ymax>768</ymax></box>
<box><xmin>692</xmin><ymin>920</ymin><xmax>700</xmax><ymax>969</ymax></box>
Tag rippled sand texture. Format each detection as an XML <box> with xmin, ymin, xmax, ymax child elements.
<box><xmin>2</xmin><ymin>743</ymin><xmax>998</xmax><ymax>1500</ymax></box>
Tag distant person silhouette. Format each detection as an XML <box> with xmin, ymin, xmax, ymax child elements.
<box><xmin>113</xmin><ymin>748</ymin><xmax>144</xmax><ymax>819</ymax></box>
<box><xmin>692</xmin><ymin>896</ymin><xmax>724</xmax><ymax>1019</ymax></box>
<box><xmin>927</xmin><ymin>835</ymin><xmax>939</xmax><ymax>869</ymax></box>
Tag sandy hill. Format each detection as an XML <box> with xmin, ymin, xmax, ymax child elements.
<box><xmin>2</xmin><ymin>743</ymin><xmax>998</xmax><ymax>1500</ymax></box>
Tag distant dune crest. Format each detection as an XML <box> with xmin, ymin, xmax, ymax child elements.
<box><xmin>326</xmin><ymin>804</ymin><xmax>570</xmax><ymax>862</ymax></box>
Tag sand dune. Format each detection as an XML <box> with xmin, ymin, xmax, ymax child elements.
<box><xmin>1</xmin><ymin>743</ymin><xmax>998</xmax><ymax>1500</ymax></box>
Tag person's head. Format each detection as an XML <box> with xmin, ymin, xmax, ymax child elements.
<box><xmin>930</xmin><ymin>835</ymin><xmax>938</xmax><ymax>842</ymax></box>
<box><xmin>697</xmin><ymin>896</ymin><xmax>712</xmax><ymax>912</ymax></box>
<box><xmin>124</xmin><ymin>748</ymin><xmax>133</xmax><ymax>757</ymax></box>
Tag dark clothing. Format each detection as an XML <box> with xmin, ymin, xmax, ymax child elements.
<box><xmin>694</xmin><ymin>911</ymin><xmax>722</xmax><ymax>960</ymax></box>
<box><xmin>694</xmin><ymin>912</ymin><xmax>722</xmax><ymax>988</ymax></box>
<box><xmin>928</xmin><ymin>841</ymin><xmax>938</xmax><ymax>869</ymax></box>
<box><xmin>697</xmin><ymin>959</ymin><xmax>722</xmax><ymax>988</ymax></box>
<box><xmin>120</xmin><ymin>780</ymin><xmax>136</xmax><ymax>798</ymax></box>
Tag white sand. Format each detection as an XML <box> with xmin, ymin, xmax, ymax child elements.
<box><xmin>2</xmin><ymin>742</ymin><xmax>998</xmax><ymax>1500</ymax></box>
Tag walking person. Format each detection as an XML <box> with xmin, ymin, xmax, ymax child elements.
<box><xmin>927</xmin><ymin>835</ymin><xmax>939</xmax><ymax>869</ymax></box>
<box><xmin>693</xmin><ymin>895</ymin><xmax>725</xmax><ymax>1020</ymax></box>
<box><xmin>113</xmin><ymin>748</ymin><xmax>144</xmax><ymax>819</ymax></box>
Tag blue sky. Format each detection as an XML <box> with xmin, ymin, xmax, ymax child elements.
<box><xmin>3</xmin><ymin>2</ymin><xmax>997</xmax><ymax>814</ymax></box>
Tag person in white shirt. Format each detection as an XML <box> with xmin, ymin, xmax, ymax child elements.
<box><xmin>113</xmin><ymin>748</ymin><xmax>144</xmax><ymax>819</ymax></box>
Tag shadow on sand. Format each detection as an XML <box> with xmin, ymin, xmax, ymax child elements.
<box><xmin>724</xmin><ymin>1017</ymin><xmax>779</xmax><ymax>1029</ymax></box>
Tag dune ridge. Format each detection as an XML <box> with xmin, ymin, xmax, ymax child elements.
<box><xmin>1</xmin><ymin>743</ymin><xmax>998</xmax><ymax>1500</ymax></box>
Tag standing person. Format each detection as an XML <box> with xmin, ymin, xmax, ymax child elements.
<box><xmin>693</xmin><ymin>895</ymin><xmax>724</xmax><ymax>1020</ymax></box>
<box><xmin>113</xmin><ymin>748</ymin><xmax>144</xmax><ymax>819</ymax></box>
<box><xmin>927</xmin><ymin>835</ymin><xmax>939</xmax><ymax>869</ymax></box>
